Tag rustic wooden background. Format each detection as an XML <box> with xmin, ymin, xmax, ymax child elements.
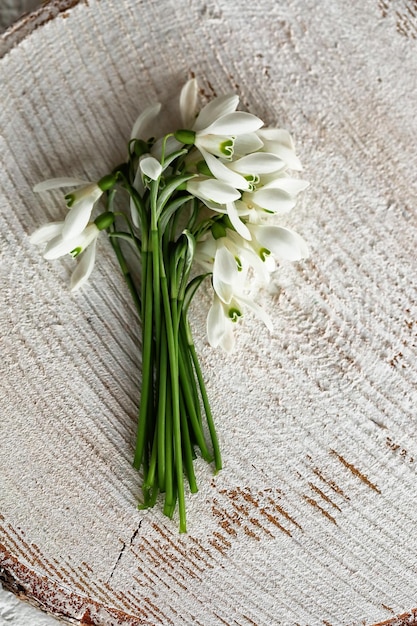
<box><xmin>1</xmin><ymin>0</ymin><xmax>417</xmax><ymax>624</ymax></box>
<box><xmin>0</xmin><ymin>0</ymin><xmax>42</xmax><ymax>33</ymax></box>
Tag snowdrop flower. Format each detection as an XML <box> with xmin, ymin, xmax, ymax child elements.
<box><xmin>195</xmin><ymin>226</ymin><xmax>272</xmax><ymax>303</ymax></box>
<box><xmin>256</xmin><ymin>128</ymin><xmax>303</xmax><ymax>171</ymax></box>
<box><xmin>245</xmin><ymin>223</ymin><xmax>309</xmax><ymax>265</ymax></box>
<box><xmin>187</xmin><ymin>176</ymin><xmax>241</xmax><ymax>206</ymax></box>
<box><xmin>30</xmin><ymin>212</ymin><xmax>114</xmax><ymax>291</ymax></box>
<box><xmin>205</xmin><ymin>224</ymin><xmax>308</xmax><ymax>352</ymax></box>
<box><xmin>206</xmin><ymin>293</ymin><xmax>241</xmax><ymax>352</ymax></box>
<box><xmin>131</xmin><ymin>102</ymin><xmax>161</xmax><ymax>142</ymax></box>
<box><xmin>176</xmin><ymin>81</ymin><xmax>264</xmax><ymax>162</ymax></box>
<box><xmin>34</xmin><ymin>175</ymin><xmax>115</xmax><ymax>241</ymax></box>
<box><xmin>227</xmin><ymin>137</ymin><xmax>308</xmax><ymax>229</ymax></box>
<box><xmin>196</xmin><ymin>233</ymin><xmax>246</xmax><ymax>305</ymax></box>
<box><xmin>231</xmin><ymin>173</ymin><xmax>309</xmax><ymax>227</ymax></box>
<box><xmin>179</xmin><ymin>77</ymin><xmax>199</xmax><ymax>128</ymax></box>
<box><xmin>139</xmin><ymin>156</ymin><xmax>163</xmax><ymax>181</ymax></box>
<box><xmin>207</xmin><ymin>290</ymin><xmax>273</xmax><ymax>353</ymax></box>
<box><xmin>203</xmin><ymin>151</ymin><xmax>290</xmax><ymax>239</ymax></box>
<box><xmin>129</xmin><ymin>103</ymin><xmax>163</xmax><ymax>226</ymax></box>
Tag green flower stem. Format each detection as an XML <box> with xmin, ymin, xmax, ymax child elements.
<box><xmin>133</xmin><ymin>249</ymin><xmax>154</xmax><ymax>470</ymax></box>
<box><xmin>179</xmin><ymin>389</ymin><xmax>198</xmax><ymax>494</ymax></box>
<box><xmin>183</xmin><ymin>317</ymin><xmax>222</xmax><ymax>473</ymax></box>
<box><xmin>143</xmin><ymin>423</ymin><xmax>158</xmax><ymax>491</ymax></box>
<box><xmin>157</xmin><ymin>327</ymin><xmax>168</xmax><ymax>491</ymax></box>
<box><xmin>109</xmin><ymin>234</ymin><xmax>141</xmax><ymax>315</ymax></box>
<box><xmin>178</xmin><ymin>317</ymin><xmax>203</xmax><ymax>428</ymax></box>
<box><xmin>178</xmin><ymin>342</ymin><xmax>212</xmax><ymax>462</ymax></box>
<box><xmin>160</xmin><ymin>266</ymin><xmax>186</xmax><ymax>532</ymax></box>
<box><xmin>108</xmin><ymin>161</ymin><xmax>223</xmax><ymax>531</ymax></box>
<box><xmin>163</xmin><ymin>379</ymin><xmax>174</xmax><ymax>515</ymax></box>
<box><xmin>150</xmin><ymin>180</ymin><xmax>162</xmax><ymax>370</ymax></box>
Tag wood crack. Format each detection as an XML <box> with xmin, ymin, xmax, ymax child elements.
<box><xmin>107</xmin><ymin>522</ymin><xmax>142</xmax><ymax>583</ymax></box>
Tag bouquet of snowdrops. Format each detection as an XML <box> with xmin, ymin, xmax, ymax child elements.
<box><xmin>30</xmin><ymin>79</ymin><xmax>309</xmax><ymax>531</ymax></box>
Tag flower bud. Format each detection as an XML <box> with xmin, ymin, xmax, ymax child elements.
<box><xmin>94</xmin><ymin>211</ymin><xmax>115</xmax><ymax>231</ymax></box>
<box><xmin>98</xmin><ymin>174</ymin><xmax>117</xmax><ymax>191</ymax></box>
<box><xmin>133</xmin><ymin>139</ymin><xmax>149</xmax><ymax>157</ymax></box>
<box><xmin>197</xmin><ymin>160</ymin><xmax>212</xmax><ymax>177</ymax></box>
<box><xmin>174</xmin><ymin>129</ymin><xmax>196</xmax><ymax>145</ymax></box>
<box><xmin>211</xmin><ymin>221</ymin><xmax>228</xmax><ymax>240</ymax></box>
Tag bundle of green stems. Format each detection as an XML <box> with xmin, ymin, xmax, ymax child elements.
<box><xmin>108</xmin><ymin>140</ymin><xmax>222</xmax><ymax>533</ymax></box>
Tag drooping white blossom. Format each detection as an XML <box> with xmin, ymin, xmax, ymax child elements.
<box><xmin>177</xmin><ymin>81</ymin><xmax>264</xmax><ymax>163</ymax></box>
<box><xmin>34</xmin><ymin>178</ymin><xmax>106</xmax><ymax>241</ymax></box>
<box><xmin>139</xmin><ymin>156</ymin><xmax>163</xmax><ymax>181</ymax></box>
<box><xmin>206</xmin><ymin>290</ymin><xmax>274</xmax><ymax>352</ymax></box>
<box><xmin>30</xmin><ymin>221</ymin><xmax>101</xmax><ymax>291</ymax></box>
<box><xmin>256</xmin><ymin>128</ymin><xmax>303</xmax><ymax>171</ymax></box>
<box><xmin>187</xmin><ymin>177</ymin><xmax>241</xmax><ymax>206</ymax></box>
<box><xmin>130</xmin><ymin>102</ymin><xmax>162</xmax><ymax>141</ymax></box>
<box><xmin>30</xmin><ymin>79</ymin><xmax>310</xmax><ymax>352</ymax></box>
<box><xmin>179</xmin><ymin>78</ymin><xmax>199</xmax><ymax>128</ymax></box>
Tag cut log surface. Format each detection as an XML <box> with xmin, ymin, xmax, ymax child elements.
<box><xmin>1</xmin><ymin>1</ymin><xmax>417</xmax><ymax>624</ymax></box>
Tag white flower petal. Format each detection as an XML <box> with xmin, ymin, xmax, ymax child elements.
<box><xmin>256</xmin><ymin>129</ymin><xmax>303</xmax><ymax>170</ymax></box>
<box><xmin>193</xmin><ymin>94</ymin><xmax>239</xmax><ymax>132</ymax></box>
<box><xmin>220</xmin><ymin>324</ymin><xmax>236</xmax><ymax>353</ymax></box>
<box><xmin>251</xmin><ymin>225</ymin><xmax>309</xmax><ymax>260</ymax></box>
<box><xmin>195</xmin><ymin>134</ymin><xmax>234</xmax><ymax>159</ymax></box>
<box><xmin>207</xmin><ymin>296</ymin><xmax>226</xmax><ymax>348</ymax></box>
<box><xmin>43</xmin><ymin>224</ymin><xmax>98</xmax><ymax>260</ymax></box>
<box><xmin>67</xmin><ymin>183</ymin><xmax>102</xmax><ymax>205</ymax></box>
<box><xmin>199</xmin><ymin>148</ymin><xmax>249</xmax><ymax>190</ymax></box>
<box><xmin>33</xmin><ymin>178</ymin><xmax>87</xmax><ymax>192</ymax></box>
<box><xmin>62</xmin><ymin>198</ymin><xmax>94</xmax><ymax>240</ymax></box>
<box><xmin>70</xmin><ymin>238</ymin><xmax>97</xmax><ymax>291</ymax></box>
<box><xmin>187</xmin><ymin>178</ymin><xmax>241</xmax><ymax>204</ymax></box>
<box><xmin>29</xmin><ymin>222</ymin><xmax>64</xmax><ymax>245</ymax></box>
<box><xmin>180</xmin><ymin>78</ymin><xmax>199</xmax><ymax>128</ymax></box>
<box><xmin>196</xmin><ymin>234</ymin><xmax>217</xmax><ymax>260</ymax></box>
<box><xmin>250</xmin><ymin>187</ymin><xmax>296</xmax><ymax>214</ymax></box>
<box><xmin>215</xmin><ymin>243</ymin><xmax>239</xmax><ymax>282</ymax></box>
<box><xmin>258</xmin><ymin>144</ymin><xmax>302</xmax><ymax>171</ymax></box>
<box><xmin>130</xmin><ymin>197</ymin><xmax>140</xmax><ymax>229</ymax></box>
<box><xmin>140</xmin><ymin>156</ymin><xmax>162</xmax><ymax>180</ymax></box>
<box><xmin>239</xmin><ymin>243</ymin><xmax>272</xmax><ymax>283</ymax></box>
<box><xmin>233</xmin><ymin>199</ymin><xmax>250</xmax><ymax>217</ymax></box>
<box><xmin>43</xmin><ymin>235</ymin><xmax>76</xmax><ymax>259</ymax></box>
<box><xmin>239</xmin><ymin>295</ymin><xmax>274</xmax><ymax>332</ymax></box>
<box><xmin>257</xmin><ymin>128</ymin><xmax>295</xmax><ymax>149</ymax></box>
<box><xmin>233</xmin><ymin>133</ymin><xmax>264</xmax><ymax>155</ymax></box>
<box><xmin>130</xmin><ymin>102</ymin><xmax>162</xmax><ymax>140</ymax></box>
<box><xmin>269</xmin><ymin>146</ymin><xmax>303</xmax><ymax>171</ymax></box>
<box><xmin>213</xmin><ymin>272</ymin><xmax>233</xmax><ymax>303</ymax></box>
<box><xmin>230</xmin><ymin>153</ymin><xmax>285</xmax><ymax>175</ymax></box>
<box><xmin>226</xmin><ymin>202</ymin><xmax>251</xmax><ymax>240</ymax></box>
<box><xmin>264</xmin><ymin>177</ymin><xmax>309</xmax><ymax>195</ymax></box>
<box><xmin>132</xmin><ymin>163</ymin><xmax>145</xmax><ymax>195</ymax></box>
<box><xmin>203</xmin><ymin>112</ymin><xmax>263</xmax><ymax>136</ymax></box>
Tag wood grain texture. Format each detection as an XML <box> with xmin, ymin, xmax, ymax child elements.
<box><xmin>1</xmin><ymin>0</ymin><xmax>417</xmax><ymax>624</ymax></box>
<box><xmin>0</xmin><ymin>0</ymin><xmax>43</xmax><ymax>33</ymax></box>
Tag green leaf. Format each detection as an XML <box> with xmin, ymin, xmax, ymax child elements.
<box><xmin>182</xmin><ymin>273</ymin><xmax>211</xmax><ymax>315</ymax></box>
<box><xmin>162</xmin><ymin>148</ymin><xmax>188</xmax><ymax>170</ymax></box>
<box><xmin>158</xmin><ymin>195</ymin><xmax>193</xmax><ymax>234</ymax></box>
<box><xmin>156</xmin><ymin>174</ymin><xmax>195</xmax><ymax>218</ymax></box>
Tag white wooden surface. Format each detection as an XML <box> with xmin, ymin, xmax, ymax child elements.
<box><xmin>0</xmin><ymin>584</ymin><xmax>62</xmax><ymax>625</ymax></box>
<box><xmin>0</xmin><ymin>0</ymin><xmax>42</xmax><ymax>32</ymax></box>
<box><xmin>1</xmin><ymin>1</ymin><xmax>417</xmax><ymax>625</ymax></box>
